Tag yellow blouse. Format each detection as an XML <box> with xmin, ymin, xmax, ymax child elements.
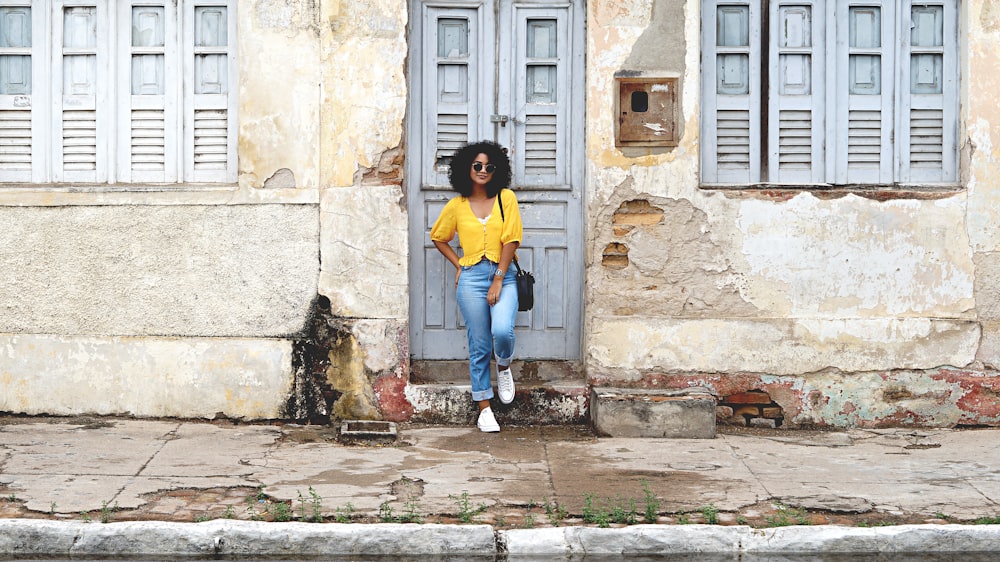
<box><xmin>430</xmin><ymin>188</ymin><xmax>523</xmax><ymax>266</ymax></box>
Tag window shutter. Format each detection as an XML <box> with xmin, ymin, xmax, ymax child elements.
<box><xmin>513</xmin><ymin>12</ymin><xmax>568</xmax><ymax>187</ymax></box>
<box><xmin>119</xmin><ymin>3</ymin><xmax>178</xmax><ymax>183</ymax></box>
<box><xmin>701</xmin><ymin>0</ymin><xmax>761</xmax><ymax>184</ymax></box>
<box><xmin>0</xmin><ymin>4</ymin><xmax>33</xmax><ymax>182</ymax></box>
<box><xmin>55</xmin><ymin>2</ymin><xmax>108</xmax><ymax>183</ymax></box>
<box><xmin>424</xmin><ymin>10</ymin><xmax>478</xmax><ymax>187</ymax></box>
<box><xmin>833</xmin><ymin>0</ymin><xmax>894</xmax><ymax>184</ymax></box>
<box><xmin>185</xmin><ymin>1</ymin><xmax>235</xmax><ymax>183</ymax></box>
<box><xmin>768</xmin><ymin>1</ymin><xmax>825</xmax><ymax>183</ymax></box>
<box><xmin>897</xmin><ymin>0</ymin><xmax>957</xmax><ymax>183</ymax></box>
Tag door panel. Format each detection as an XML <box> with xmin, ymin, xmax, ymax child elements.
<box><xmin>409</xmin><ymin>0</ymin><xmax>583</xmax><ymax>361</ymax></box>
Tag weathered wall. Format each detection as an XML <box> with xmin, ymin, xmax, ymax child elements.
<box><xmin>0</xmin><ymin>0</ymin><xmax>411</xmax><ymax>421</ymax></box>
<box><xmin>584</xmin><ymin>0</ymin><xmax>1000</xmax><ymax>426</ymax></box>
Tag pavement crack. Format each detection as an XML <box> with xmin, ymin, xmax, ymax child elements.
<box><xmin>134</xmin><ymin>423</ymin><xmax>183</xmax><ymax>478</ymax></box>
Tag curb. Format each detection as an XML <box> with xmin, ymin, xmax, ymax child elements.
<box><xmin>0</xmin><ymin>520</ymin><xmax>496</xmax><ymax>558</ymax></box>
<box><xmin>2</xmin><ymin>520</ymin><xmax>1000</xmax><ymax>558</ymax></box>
<box><xmin>501</xmin><ymin>524</ymin><xmax>1000</xmax><ymax>556</ymax></box>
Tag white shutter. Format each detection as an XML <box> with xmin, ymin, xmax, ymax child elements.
<box><xmin>769</xmin><ymin>2</ymin><xmax>825</xmax><ymax>184</ymax></box>
<box><xmin>184</xmin><ymin>1</ymin><xmax>236</xmax><ymax>183</ymax></box>
<box><xmin>423</xmin><ymin>8</ymin><xmax>481</xmax><ymax>187</ymax></box>
<box><xmin>897</xmin><ymin>0</ymin><xmax>958</xmax><ymax>183</ymax></box>
<box><xmin>512</xmin><ymin>9</ymin><xmax>570</xmax><ymax>188</ymax></box>
<box><xmin>119</xmin><ymin>2</ymin><xmax>179</xmax><ymax>183</ymax></box>
<box><xmin>0</xmin><ymin>4</ymin><xmax>33</xmax><ymax>182</ymax></box>
<box><xmin>833</xmin><ymin>0</ymin><xmax>894</xmax><ymax>184</ymax></box>
<box><xmin>701</xmin><ymin>0</ymin><xmax>761</xmax><ymax>184</ymax></box>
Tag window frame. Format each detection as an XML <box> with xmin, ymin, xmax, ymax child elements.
<box><xmin>699</xmin><ymin>0</ymin><xmax>961</xmax><ymax>190</ymax></box>
<box><xmin>0</xmin><ymin>0</ymin><xmax>237</xmax><ymax>187</ymax></box>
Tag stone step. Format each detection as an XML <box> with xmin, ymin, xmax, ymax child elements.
<box><xmin>406</xmin><ymin>361</ymin><xmax>589</xmax><ymax>425</ymax></box>
<box><xmin>590</xmin><ymin>386</ymin><xmax>717</xmax><ymax>438</ymax></box>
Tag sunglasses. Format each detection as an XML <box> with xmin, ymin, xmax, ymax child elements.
<box><xmin>472</xmin><ymin>162</ymin><xmax>496</xmax><ymax>173</ymax></box>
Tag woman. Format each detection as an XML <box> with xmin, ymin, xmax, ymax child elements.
<box><xmin>430</xmin><ymin>140</ymin><xmax>522</xmax><ymax>433</ymax></box>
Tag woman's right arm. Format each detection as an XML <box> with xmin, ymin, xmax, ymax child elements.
<box><xmin>433</xmin><ymin>240</ymin><xmax>463</xmax><ymax>286</ymax></box>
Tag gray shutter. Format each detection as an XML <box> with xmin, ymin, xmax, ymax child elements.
<box><xmin>833</xmin><ymin>0</ymin><xmax>894</xmax><ymax>184</ymax></box>
<box><xmin>56</xmin><ymin>2</ymin><xmax>106</xmax><ymax>183</ymax></box>
<box><xmin>768</xmin><ymin>1</ymin><xmax>825</xmax><ymax>183</ymax></box>
<box><xmin>185</xmin><ymin>1</ymin><xmax>236</xmax><ymax>182</ymax></box>
<box><xmin>121</xmin><ymin>2</ymin><xmax>178</xmax><ymax>183</ymax></box>
<box><xmin>701</xmin><ymin>0</ymin><xmax>761</xmax><ymax>184</ymax></box>
<box><xmin>0</xmin><ymin>5</ymin><xmax>33</xmax><ymax>182</ymax></box>
<box><xmin>421</xmin><ymin>7</ymin><xmax>487</xmax><ymax>188</ymax></box>
<box><xmin>897</xmin><ymin>0</ymin><xmax>958</xmax><ymax>183</ymax></box>
<box><xmin>511</xmin><ymin>12</ymin><xmax>567</xmax><ymax>187</ymax></box>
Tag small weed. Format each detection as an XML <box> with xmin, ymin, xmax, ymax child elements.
<box><xmin>523</xmin><ymin>512</ymin><xmax>536</xmax><ymax>528</ymax></box>
<box><xmin>378</xmin><ymin>501</ymin><xmax>395</xmax><ymax>523</ymax></box>
<box><xmin>495</xmin><ymin>514</ymin><xmax>507</xmax><ymax>527</ymax></box>
<box><xmin>222</xmin><ymin>505</ymin><xmax>236</xmax><ymax>519</ymax></box>
<box><xmin>335</xmin><ymin>502</ymin><xmax>355</xmax><ymax>523</ymax></box>
<box><xmin>194</xmin><ymin>514</ymin><xmax>211</xmax><ymax>523</ymax></box>
<box><xmin>700</xmin><ymin>503</ymin><xmax>720</xmax><ymax>525</ymax></box>
<box><xmin>582</xmin><ymin>493</ymin><xmax>597</xmax><ymax>523</ymax></box>
<box><xmin>974</xmin><ymin>515</ymin><xmax>1000</xmax><ymax>525</ymax></box>
<box><xmin>6</xmin><ymin>494</ymin><xmax>16</xmax><ymax>501</ymax></box>
<box><xmin>611</xmin><ymin>496</ymin><xmax>638</xmax><ymax>525</ymax></box>
<box><xmin>677</xmin><ymin>513</ymin><xmax>691</xmax><ymax>524</ymax></box>
<box><xmin>399</xmin><ymin>498</ymin><xmax>424</xmax><ymax>523</ymax></box>
<box><xmin>295</xmin><ymin>487</ymin><xmax>323</xmax><ymax>523</ymax></box>
<box><xmin>49</xmin><ymin>502</ymin><xmax>57</xmax><ymax>515</ymax></box>
<box><xmin>80</xmin><ymin>511</ymin><xmax>92</xmax><ymax>523</ymax></box>
<box><xmin>737</xmin><ymin>515</ymin><xmax>748</xmax><ymax>525</ymax></box>
<box><xmin>641</xmin><ymin>480</ymin><xmax>660</xmax><ymax>523</ymax></box>
<box><xmin>99</xmin><ymin>500</ymin><xmax>119</xmax><ymax>524</ymax></box>
<box><xmin>858</xmin><ymin>519</ymin><xmax>896</xmax><ymax>527</ymax></box>
<box><xmin>247</xmin><ymin>487</ymin><xmax>267</xmax><ymax>521</ymax></box>
<box><xmin>272</xmin><ymin>501</ymin><xmax>293</xmax><ymax>522</ymax></box>
<box><xmin>765</xmin><ymin>504</ymin><xmax>811</xmax><ymax>527</ymax></box>
<box><xmin>934</xmin><ymin>512</ymin><xmax>953</xmax><ymax>521</ymax></box>
<box><xmin>451</xmin><ymin>491</ymin><xmax>487</xmax><ymax>524</ymax></box>
<box><xmin>542</xmin><ymin>496</ymin><xmax>568</xmax><ymax>527</ymax></box>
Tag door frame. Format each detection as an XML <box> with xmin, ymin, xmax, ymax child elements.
<box><xmin>405</xmin><ymin>0</ymin><xmax>587</xmax><ymax>364</ymax></box>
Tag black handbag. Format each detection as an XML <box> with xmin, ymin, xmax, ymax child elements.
<box><xmin>498</xmin><ymin>190</ymin><xmax>535</xmax><ymax>311</ymax></box>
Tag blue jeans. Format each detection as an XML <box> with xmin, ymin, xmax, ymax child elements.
<box><xmin>457</xmin><ymin>259</ymin><xmax>518</xmax><ymax>401</ymax></box>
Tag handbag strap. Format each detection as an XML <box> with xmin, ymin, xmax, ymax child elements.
<box><xmin>497</xmin><ymin>189</ymin><xmax>521</xmax><ymax>272</ymax></box>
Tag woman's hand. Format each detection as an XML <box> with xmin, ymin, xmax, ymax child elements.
<box><xmin>454</xmin><ymin>268</ymin><xmax>461</xmax><ymax>287</ymax></box>
<box><xmin>487</xmin><ymin>277</ymin><xmax>503</xmax><ymax>306</ymax></box>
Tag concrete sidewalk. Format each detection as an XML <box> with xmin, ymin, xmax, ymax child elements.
<box><xmin>1</xmin><ymin>416</ymin><xmax>1000</xmax><ymax>557</ymax></box>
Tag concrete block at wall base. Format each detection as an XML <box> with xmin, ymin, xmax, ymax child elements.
<box><xmin>590</xmin><ymin>387</ymin><xmax>717</xmax><ymax>438</ymax></box>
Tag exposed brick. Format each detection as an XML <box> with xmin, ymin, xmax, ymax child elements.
<box><xmin>724</xmin><ymin>390</ymin><xmax>773</xmax><ymax>404</ymax></box>
<box><xmin>762</xmin><ymin>406</ymin><xmax>784</xmax><ymax>419</ymax></box>
<box><xmin>732</xmin><ymin>405</ymin><xmax>761</xmax><ymax>418</ymax></box>
<box><xmin>611</xmin><ymin>200</ymin><xmax>665</xmax><ymax>226</ymax></box>
<box><xmin>602</xmin><ymin>243</ymin><xmax>629</xmax><ymax>269</ymax></box>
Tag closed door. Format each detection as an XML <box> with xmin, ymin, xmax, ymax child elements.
<box><xmin>407</xmin><ymin>0</ymin><xmax>584</xmax><ymax>361</ymax></box>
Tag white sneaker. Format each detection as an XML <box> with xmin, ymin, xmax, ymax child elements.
<box><xmin>497</xmin><ymin>367</ymin><xmax>515</xmax><ymax>404</ymax></box>
<box><xmin>477</xmin><ymin>407</ymin><xmax>500</xmax><ymax>432</ymax></box>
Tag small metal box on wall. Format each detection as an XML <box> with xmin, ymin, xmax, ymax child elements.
<box><xmin>615</xmin><ymin>75</ymin><xmax>680</xmax><ymax>147</ymax></box>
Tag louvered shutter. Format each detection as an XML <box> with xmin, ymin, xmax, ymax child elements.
<box><xmin>0</xmin><ymin>4</ymin><xmax>34</xmax><ymax>182</ymax></box>
<box><xmin>422</xmin><ymin>8</ymin><xmax>482</xmax><ymax>187</ymax></box>
<box><xmin>833</xmin><ymin>0</ymin><xmax>894</xmax><ymax>184</ymax></box>
<box><xmin>897</xmin><ymin>0</ymin><xmax>957</xmax><ymax>183</ymax></box>
<box><xmin>701</xmin><ymin>0</ymin><xmax>761</xmax><ymax>184</ymax></box>
<box><xmin>769</xmin><ymin>1</ymin><xmax>825</xmax><ymax>183</ymax></box>
<box><xmin>55</xmin><ymin>2</ymin><xmax>108</xmax><ymax>183</ymax></box>
<box><xmin>119</xmin><ymin>3</ymin><xmax>178</xmax><ymax>183</ymax></box>
<box><xmin>511</xmin><ymin>10</ymin><xmax>569</xmax><ymax>188</ymax></box>
<box><xmin>185</xmin><ymin>1</ymin><xmax>236</xmax><ymax>183</ymax></box>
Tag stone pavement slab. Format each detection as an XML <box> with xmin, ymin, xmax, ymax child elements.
<box><xmin>2</xmin><ymin>417</ymin><xmax>1000</xmax><ymax>528</ymax></box>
